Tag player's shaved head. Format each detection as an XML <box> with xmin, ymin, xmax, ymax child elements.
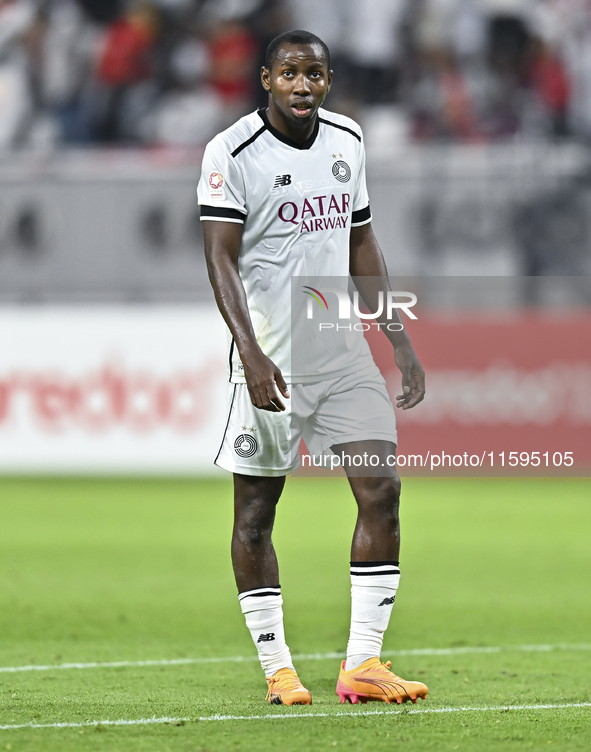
<box><xmin>265</xmin><ymin>30</ymin><xmax>331</xmax><ymax>71</ymax></box>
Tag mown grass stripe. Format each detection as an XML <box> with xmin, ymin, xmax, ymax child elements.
<box><xmin>1</xmin><ymin>702</ymin><xmax>590</xmax><ymax>731</ymax></box>
<box><xmin>1</xmin><ymin>643</ymin><xmax>590</xmax><ymax>674</ymax></box>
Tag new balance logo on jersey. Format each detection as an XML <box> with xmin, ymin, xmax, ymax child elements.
<box><xmin>378</xmin><ymin>596</ymin><xmax>396</xmax><ymax>607</ymax></box>
<box><xmin>257</xmin><ymin>632</ymin><xmax>276</xmax><ymax>643</ymax></box>
<box><xmin>273</xmin><ymin>174</ymin><xmax>292</xmax><ymax>187</ymax></box>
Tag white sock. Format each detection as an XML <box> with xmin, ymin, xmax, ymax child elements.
<box><xmin>239</xmin><ymin>586</ymin><xmax>294</xmax><ymax>677</ymax></box>
<box><xmin>345</xmin><ymin>561</ymin><xmax>400</xmax><ymax>671</ymax></box>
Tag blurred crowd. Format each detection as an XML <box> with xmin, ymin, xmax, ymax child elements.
<box><xmin>2</xmin><ymin>0</ymin><xmax>591</xmax><ymax>148</ymax></box>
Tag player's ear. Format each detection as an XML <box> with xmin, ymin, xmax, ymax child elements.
<box><xmin>261</xmin><ymin>66</ymin><xmax>271</xmax><ymax>91</ymax></box>
<box><xmin>327</xmin><ymin>69</ymin><xmax>333</xmax><ymax>92</ymax></box>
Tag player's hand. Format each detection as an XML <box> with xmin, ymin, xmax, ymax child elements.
<box><xmin>394</xmin><ymin>343</ymin><xmax>425</xmax><ymax>410</ymax></box>
<box><xmin>242</xmin><ymin>350</ymin><xmax>290</xmax><ymax>412</ymax></box>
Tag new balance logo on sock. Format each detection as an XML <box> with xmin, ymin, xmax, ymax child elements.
<box><xmin>257</xmin><ymin>632</ymin><xmax>276</xmax><ymax>643</ymax></box>
<box><xmin>378</xmin><ymin>596</ymin><xmax>395</xmax><ymax>607</ymax></box>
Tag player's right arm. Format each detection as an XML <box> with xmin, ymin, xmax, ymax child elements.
<box><xmin>202</xmin><ymin>220</ymin><xmax>289</xmax><ymax>412</ymax></box>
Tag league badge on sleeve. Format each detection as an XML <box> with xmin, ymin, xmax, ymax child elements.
<box><xmin>209</xmin><ymin>171</ymin><xmax>225</xmax><ymax>200</ymax></box>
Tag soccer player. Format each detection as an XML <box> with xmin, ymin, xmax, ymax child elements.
<box><xmin>198</xmin><ymin>30</ymin><xmax>428</xmax><ymax>706</ymax></box>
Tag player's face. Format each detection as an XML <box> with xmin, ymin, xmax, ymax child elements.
<box><xmin>262</xmin><ymin>44</ymin><xmax>332</xmax><ymax>129</ymax></box>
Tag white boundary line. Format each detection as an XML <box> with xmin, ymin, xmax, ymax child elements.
<box><xmin>1</xmin><ymin>703</ymin><xmax>590</xmax><ymax>731</ymax></box>
<box><xmin>1</xmin><ymin>643</ymin><xmax>590</xmax><ymax>674</ymax></box>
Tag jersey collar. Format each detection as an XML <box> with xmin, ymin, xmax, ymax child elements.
<box><xmin>258</xmin><ymin>108</ymin><xmax>320</xmax><ymax>150</ymax></box>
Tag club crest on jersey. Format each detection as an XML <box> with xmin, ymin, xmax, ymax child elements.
<box><xmin>332</xmin><ymin>161</ymin><xmax>351</xmax><ymax>183</ymax></box>
<box><xmin>234</xmin><ymin>434</ymin><xmax>258</xmax><ymax>458</ymax></box>
<box><xmin>208</xmin><ymin>171</ymin><xmax>225</xmax><ymax>200</ymax></box>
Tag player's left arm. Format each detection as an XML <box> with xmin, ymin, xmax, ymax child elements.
<box><xmin>349</xmin><ymin>222</ymin><xmax>425</xmax><ymax>410</ymax></box>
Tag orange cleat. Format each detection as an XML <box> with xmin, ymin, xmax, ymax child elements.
<box><xmin>336</xmin><ymin>658</ymin><xmax>428</xmax><ymax>705</ymax></box>
<box><xmin>266</xmin><ymin>668</ymin><xmax>312</xmax><ymax>706</ymax></box>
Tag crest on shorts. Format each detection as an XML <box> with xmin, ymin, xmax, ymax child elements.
<box><xmin>234</xmin><ymin>434</ymin><xmax>258</xmax><ymax>458</ymax></box>
<box><xmin>332</xmin><ymin>160</ymin><xmax>351</xmax><ymax>183</ymax></box>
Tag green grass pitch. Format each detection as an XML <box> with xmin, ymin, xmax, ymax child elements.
<box><xmin>0</xmin><ymin>476</ymin><xmax>589</xmax><ymax>751</ymax></box>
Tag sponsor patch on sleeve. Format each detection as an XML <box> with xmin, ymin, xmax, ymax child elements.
<box><xmin>208</xmin><ymin>171</ymin><xmax>225</xmax><ymax>200</ymax></box>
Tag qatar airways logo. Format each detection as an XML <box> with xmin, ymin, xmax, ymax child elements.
<box><xmin>278</xmin><ymin>193</ymin><xmax>350</xmax><ymax>233</ymax></box>
<box><xmin>303</xmin><ymin>287</ymin><xmax>418</xmax><ymax>332</ymax></box>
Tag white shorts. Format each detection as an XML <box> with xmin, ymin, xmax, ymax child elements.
<box><xmin>215</xmin><ymin>366</ymin><xmax>397</xmax><ymax>477</ymax></box>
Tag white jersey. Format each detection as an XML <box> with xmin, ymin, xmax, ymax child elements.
<box><xmin>198</xmin><ymin>107</ymin><xmax>375</xmax><ymax>384</ymax></box>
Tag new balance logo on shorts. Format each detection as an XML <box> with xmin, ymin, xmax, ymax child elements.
<box><xmin>257</xmin><ymin>632</ymin><xmax>276</xmax><ymax>643</ymax></box>
<box><xmin>273</xmin><ymin>174</ymin><xmax>291</xmax><ymax>187</ymax></box>
<box><xmin>378</xmin><ymin>596</ymin><xmax>395</xmax><ymax>607</ymax></box>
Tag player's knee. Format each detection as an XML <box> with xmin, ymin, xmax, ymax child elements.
<box><xmin>378</xmin><ymin>476</ymin><xmax>400</xmax><ymax>525</ymax></box>
<box><xmin>240</xmin><ymin>524</ymin><xmax>271</xmax><ymax>547</ymax></box>
<box><xmin>368</xmin><ymin>474</ymin><xmax>401</xmax><ymax>503</ymax></box>
<box><xmin>235</xmin><ymin>500</ymin><xmax>275</xmax><ymax>546</ymax></box>
<box><xmin>356</xmin><ymin>475</ymin><xmax>401</xmax><ymax>523</ymax></box>
<box><xmin>386</xmin><ymin>473</ymin><xmax>401</xmax><ymax>502</ymax></box>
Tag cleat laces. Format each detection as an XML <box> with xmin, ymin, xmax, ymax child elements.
<box><xmin>377</xmin><ymin>661</ymin><xmax>401</xmax><ymax>678</ymax></box>
<box><xmin>358</xmin><ymin>660</ymin><xmax>400</xmax><ymax>678</ymax></box>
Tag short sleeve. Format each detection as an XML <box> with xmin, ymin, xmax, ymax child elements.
<box><xmin>350</xmin><ymin>135</ymin><xmax>372</xmax><ymax>227</ymax></box>
<box><xmin>197</xmin><ymin>138</ymin><xmax>247</xmax><ymax>224</ymax></box>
